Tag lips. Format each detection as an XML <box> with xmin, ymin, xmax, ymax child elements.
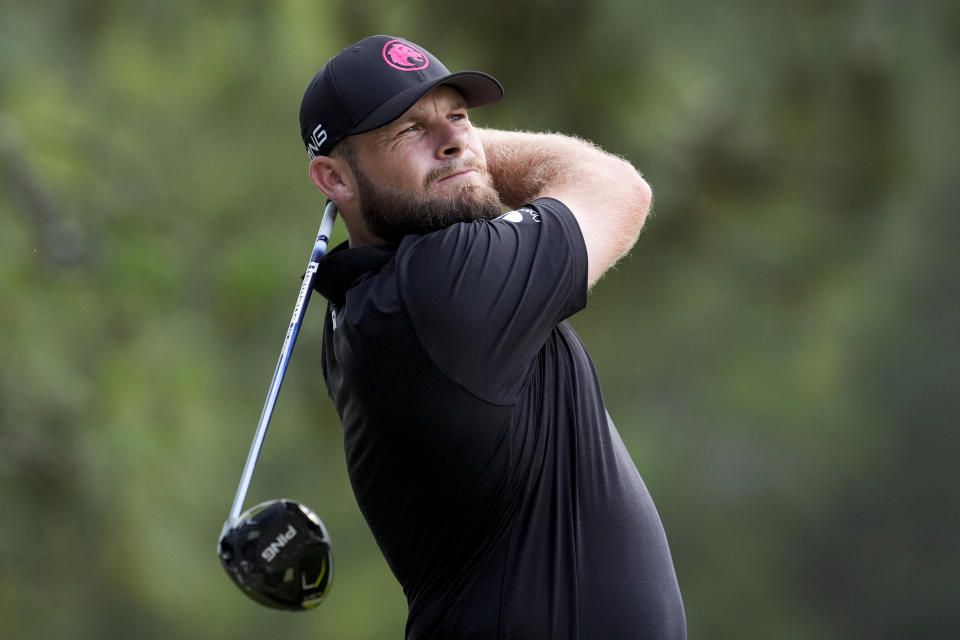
<box><xmin>427</xmin><ymin>163</ymin><xmax>483</xmax><ymax>188</ymax></box>
<box><xmin>424</xmin><ymin>161</ymin><xmax>488</xmax><ymax>191</ymax></box>
<box><xmin>437</xmin><ymin>168</ymin><xmax>477</xmax><ymax>183</ymax></box>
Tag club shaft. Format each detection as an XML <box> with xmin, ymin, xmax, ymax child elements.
<box><xmin>228</xmin><ymin>202</ymin><xmax>338</xmax><ymax>523</ymax></box>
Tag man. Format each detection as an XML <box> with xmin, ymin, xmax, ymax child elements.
<box><xmin>300</xmin><ymin>35</ymin><xmax>686</xmax><ymax>639</ymax></box>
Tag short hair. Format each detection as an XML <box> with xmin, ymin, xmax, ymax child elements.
<box><xmin>329</xmin><ymin>136</ymin><xmax>362</xmax><ymax>178</ymax></box>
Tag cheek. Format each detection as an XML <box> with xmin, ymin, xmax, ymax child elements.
<box><xmin>395</xmin><ymin>155</ymin><xmax>435</xmax><ymax>190</ymax></box>
<box><xmin>362</xmin><ymin>159</ymin><xmax>413</xmax><ymax>190</ymax></box>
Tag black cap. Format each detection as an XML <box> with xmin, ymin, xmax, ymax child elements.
<box><xmin>299</xmin><ymin>35</ymin><xmax>503</xmax><ymax>159</ymax></box>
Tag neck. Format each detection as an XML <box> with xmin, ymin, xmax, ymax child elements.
<box><xmin>339</xmin><ymin>204</ymin><xmax>383</xmax><ymax>248</ymax></box>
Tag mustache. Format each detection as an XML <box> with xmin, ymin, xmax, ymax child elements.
<box><xmin>423</xmin><ymin>161</ymin><xmax>489</xmax><ymax>189</ymax></box>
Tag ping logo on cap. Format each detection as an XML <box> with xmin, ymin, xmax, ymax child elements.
<box><xmin>382</xmin><ymin>39</ymin><xmax>429</xmax><ymax>71</ymax></box>
<box><xmin>306</xmin><ymin>123</ymin><xmax>328</xmax><ymax>160</ymax></box>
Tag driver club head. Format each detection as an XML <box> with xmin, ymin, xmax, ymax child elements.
<box><xmin>218</xmin><ymin>499</ymin><xmax>333</xmax><ymax>611</ymax></box>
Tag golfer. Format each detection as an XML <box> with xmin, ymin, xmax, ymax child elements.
<box><xmin>301</xmin><ymin>35</ymin><xmax>686</xmax><ymax>639</ymax></box>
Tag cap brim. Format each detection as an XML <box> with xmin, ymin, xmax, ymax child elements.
<box><xmin>348</xmin><ymin>71</ymin><xmax>503</xmax><ymax>138</ymax></box>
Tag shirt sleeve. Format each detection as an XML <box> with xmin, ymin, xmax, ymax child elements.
<box><xmin>393</xmin><ymin>197</ymin><xmax>588</xmax><ymax>404</ymax></box>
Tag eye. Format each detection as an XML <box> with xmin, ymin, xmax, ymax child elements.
<box><xmin>449</xmin><ymin>112</ymin><xmax>468</xmax><ymax>122</ymax></box>
<box><xmin>397</xmin><ymin>124</ymin><xmax>421</xmax><ymax>137</ymax></box>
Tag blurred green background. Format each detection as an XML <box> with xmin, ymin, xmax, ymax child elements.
<box><xmin>2</xmin><ymin>1</ymin><xmax>958</xmax><ymax>638</ymax></box>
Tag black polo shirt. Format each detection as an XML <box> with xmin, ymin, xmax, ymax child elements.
<box><xmin>314</xmin><ymin>198</ymin><xmax>685</xmax><ymax>639</ymax></box>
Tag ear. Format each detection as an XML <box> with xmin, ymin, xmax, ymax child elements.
<box><xmin>309</xmin><ymin>156</ymin><xmax>356</xmax><ymax>202</ymax></box>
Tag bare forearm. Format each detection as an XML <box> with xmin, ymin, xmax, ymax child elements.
<box><xmin>477</xmin><ymin>127</ymin><xmax>652</xmax><ymax>286</ymax></box>
<box><xmin>478</xmin><ymin>129</ymin><xmax>585</xmax><ymax>209</ymax></box>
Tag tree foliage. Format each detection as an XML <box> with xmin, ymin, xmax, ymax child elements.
<box><xmin>1</xmin><ymin>1</ymin><xmax>958</xmax><ymax>637</ymax></box>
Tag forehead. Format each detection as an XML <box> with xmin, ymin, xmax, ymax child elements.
<box><xmin>347</xmin><ymin>86</ymin><xmax>467</xmax><ymax>152</ymax></box>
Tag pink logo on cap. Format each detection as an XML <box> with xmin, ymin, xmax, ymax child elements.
<box><xmin>382</xmin><ymin>40</ymin><xmax>430</xmax><ymax>71</ymax></box>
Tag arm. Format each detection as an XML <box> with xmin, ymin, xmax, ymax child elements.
<box><xmin>477</xmin><ymin>128</ymin><xmax>652</xmax><ymax>288</ymax></box>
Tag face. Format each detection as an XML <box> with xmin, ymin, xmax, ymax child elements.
<box><xmin>343</xmin><ymin>86</ymin><xmax>502</xmax><ymax>244</ymax></box>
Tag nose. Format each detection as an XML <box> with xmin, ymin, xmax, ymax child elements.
<box><xmin>436</xmin><ymin>121</ymin><xmax>468</xmax><ymax>160</ymax></box>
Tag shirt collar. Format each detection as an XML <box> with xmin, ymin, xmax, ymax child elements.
<box><xmin>312</xmin><ymin>240</ymin><xmax>396</xmax><ymax>305</ymax></box>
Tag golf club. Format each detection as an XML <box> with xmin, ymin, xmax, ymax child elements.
<box><xmin>218</xmin><ymin>201</ymin><xmax>338</xmax><ymax>611</ymax></box>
